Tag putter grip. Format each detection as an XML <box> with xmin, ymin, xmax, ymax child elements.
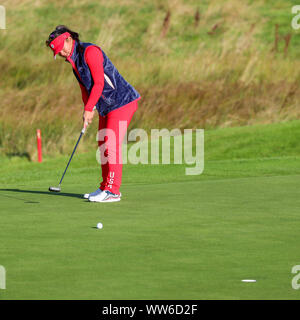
<box><xmin>82</xmin><ymin>122</ymin><xmax>88</xmax><ymax>134</ymax></box>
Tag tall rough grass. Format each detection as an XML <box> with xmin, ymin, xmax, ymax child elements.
<box><xmin>0</xmin><ymin>0</ymin><xmax>300</xmax><ymax>159</ymax></box>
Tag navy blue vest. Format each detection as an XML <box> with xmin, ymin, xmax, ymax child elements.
<box><xmin>69</xmin><ymin>41</ymin><xmax>140</xmax><ymax>116</ymax></box>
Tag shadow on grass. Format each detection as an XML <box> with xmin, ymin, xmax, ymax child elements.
<box><xmin>0</xmin><ymin>189</ymin><xmax>83</xmax><ymax>200</ymax></box>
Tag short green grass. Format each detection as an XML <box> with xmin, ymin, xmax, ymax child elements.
<box><xmin>0</xmin><ymin>120</ymin><xmax>300</xmax><ymax>299</ymax></box>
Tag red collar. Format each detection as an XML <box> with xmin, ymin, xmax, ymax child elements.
<box><xmin>66</xmin><ymin>39</ymin><xmax>75</xmax><ymax>63</ymax></box>
<box><xmin>65</xmin><ymin>40</ymin><xmax>81</xmax><ymax>80</ymax></box>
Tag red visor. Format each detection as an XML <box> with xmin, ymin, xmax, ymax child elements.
<box><xmin>49</xmin><ymin>32</ymin><xmax>71</xmax><ymax>58</ymax></box>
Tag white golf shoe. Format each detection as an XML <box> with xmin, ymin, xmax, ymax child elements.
<box><xmin>84</xmin><ymin>188</ymin><xmax>122</xmax><ymax>200</ymax></box>
<box><xmin>83</xmin><ymin>188</ymin><xmax>103</xmax><ymax>199</ymax></box>
<box><xmin>88</xmin><ymin>190</ymin><xmax>121</xmax><ymax>203</ymax></box>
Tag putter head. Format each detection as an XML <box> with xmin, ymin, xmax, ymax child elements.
<box><xmin>49</xmin><ymin>186</ymin><xmax>61</xmax><ymax>192</ymax></box>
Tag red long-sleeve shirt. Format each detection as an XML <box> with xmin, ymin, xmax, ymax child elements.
<box><xmin>78</xmin><ymin>46</ymin><xmax>105</xmax><ymax>111</ymax></box>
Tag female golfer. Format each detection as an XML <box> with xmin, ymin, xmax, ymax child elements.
<box><xmin>46</xmin><ymin>25</ymin><xmax>140</xmax><ymax>202</ymax></box>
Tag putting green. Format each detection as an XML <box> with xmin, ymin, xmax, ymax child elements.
<box><xmin>0</xmin><ymin>154</ymin><xmax>300</xmax><ymax>299</ymax></box>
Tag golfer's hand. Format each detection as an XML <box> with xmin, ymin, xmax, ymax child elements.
<box><xmin>83</xmin><ymin>110</ymin><xmax>95</xmax><ymax>129</ymax></box>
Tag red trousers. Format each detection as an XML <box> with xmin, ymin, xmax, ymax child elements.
<box><xmin>98</xmin><ymin>99</ymin><xmax>138</xmax><ymax>194</ymax></box>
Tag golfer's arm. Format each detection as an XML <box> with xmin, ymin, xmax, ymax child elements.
<box><xmin>84</xmin><ymin>46</ymin><xmax>105</xmax><ymax>112</ymax></box>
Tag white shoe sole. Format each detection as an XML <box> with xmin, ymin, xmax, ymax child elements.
<box><xmin>88</xmin><ymin>196</ymin><xmax>121</xmax><ymax>203</ymax></box>
<box><xmin>84</xmin><ymin>191</ymin><xmax>122</xmax><ymax>199</ymax></box>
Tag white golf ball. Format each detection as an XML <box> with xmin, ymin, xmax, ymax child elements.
<box><xmin>97</xmin><ymin>223</ymin><xmax>103</xmax><ymax>229</ymax></box>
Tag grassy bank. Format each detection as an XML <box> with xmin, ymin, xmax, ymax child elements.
<box><xmin>0</xmin><ymin>0</ymin><xmax>300</xmax><ymax>159</ymax></box>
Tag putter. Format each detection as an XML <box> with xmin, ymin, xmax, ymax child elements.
<box><xmin>49</xmin><ymin>125</ymin><xmax>87</xmax><ymax>193</ymax></box>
